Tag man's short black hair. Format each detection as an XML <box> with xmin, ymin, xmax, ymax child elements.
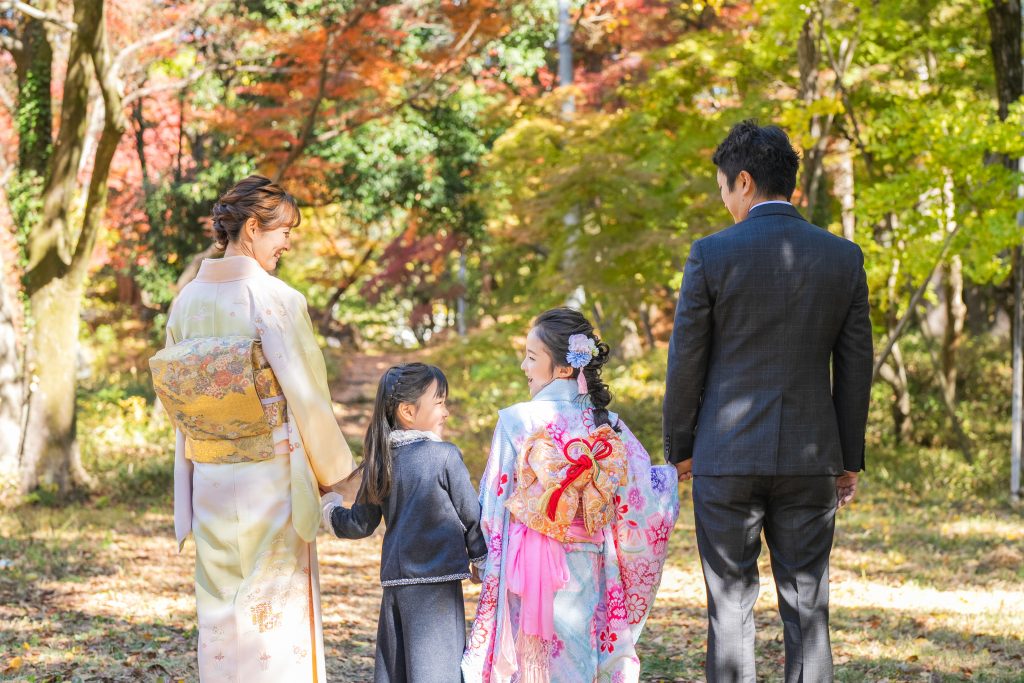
<box><xmin>711</xmin><ymin>120</ymin><xmax>801</xmax><ymax>199</ymax></box>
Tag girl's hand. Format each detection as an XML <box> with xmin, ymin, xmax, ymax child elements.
<box><xmin>469</xmin><ymin>564</ymin><xmax>482</xmax><ymax>584</ymax></box>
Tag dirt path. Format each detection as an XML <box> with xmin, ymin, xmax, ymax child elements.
<box><xmin>328</xmin><ymin>349</ymin><xmax>418</xmax><ymax>445</ymax></box>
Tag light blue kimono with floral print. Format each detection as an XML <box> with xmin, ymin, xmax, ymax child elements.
<box><xmin>462</xmin><ymin>379</ymin><xmax>680</xmax><ymax>683</ymax></box>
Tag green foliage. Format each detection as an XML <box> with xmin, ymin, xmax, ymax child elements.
<box><xmin>8</xmin><ymin>171</ymin><xmax>43</xmax><ymax>271</ymax></box>
<box><xmin>76</xmin><ymin>312</ymin><xmax>174</xmax><ymax>505</ymax></box>
<box><xmin>426</xmin><ymin>318</ymin><xmax>528</xmax><ymax>471</ymax></box>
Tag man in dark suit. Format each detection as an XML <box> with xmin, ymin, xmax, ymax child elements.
<box><xmin>663</xmin><ymin>120</ymin><xmax>873</xmax><ymax>683</ymax></box>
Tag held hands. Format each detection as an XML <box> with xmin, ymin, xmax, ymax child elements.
<box><xmin>320</xmin><ymin>491</ymin><xmax>344</xmax><ymax>531</ymax></box>
<box><xmin>836</xmin><ymin>471</ymin><xmax>859</xmax><ymax>509</ymax></box>
<box><xmin>469</xmin><ymin>564</ymin><xmax>482</xmax><ymax>585</ymax></box>
<box><xmin>675</xmin><ymin>459</ymin><xmax>693</xmax><ymax>483</ymax></box>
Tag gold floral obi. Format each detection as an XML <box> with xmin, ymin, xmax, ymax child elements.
<box><xmin>149</xmin><ymin>336</ymin><xmax>287</xmax><ymax>464</ymax></box>
<box><xmin>505</xmin><ymin>424</ymin><xmax>628</xmax><ymax>542</ymax></box>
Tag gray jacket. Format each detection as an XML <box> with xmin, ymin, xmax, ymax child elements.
<box><xmin>663</xmin><ymin>202</ymin><xmax>873</xmax><ymax>475</ymax></box>
<box><xmin>329</xmin><ymin>437</ymin><xmax>488</xmax><ymax>586</ymax></box>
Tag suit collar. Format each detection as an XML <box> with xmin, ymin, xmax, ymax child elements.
<box><xmin>745</xmin><ymin>202</ymin><xmax>806</xmax><ymax>222</ymax></box>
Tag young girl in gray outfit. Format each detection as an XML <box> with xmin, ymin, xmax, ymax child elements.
<box><xmin>320</xmin><ymin>363</ymin><xmax>487</xmax><ymax>683</ymax></box>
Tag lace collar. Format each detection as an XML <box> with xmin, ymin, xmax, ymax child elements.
<box><xmin>389</xmin><ymin>429</ymin><xmax>442</xmax><ymax>448</ymax></box>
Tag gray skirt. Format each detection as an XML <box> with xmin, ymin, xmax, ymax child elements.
<box><xmin>375</xmin><ymin>580</ymin><xmax>466</xmax><ymax>683</ymax></box>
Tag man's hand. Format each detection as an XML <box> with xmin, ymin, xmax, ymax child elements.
<box><xmin>675</xmin><ymin>459</ymin><xmax>693</xmax><ymax>483</ymax></box>
<box><xmin>836</xmin><ymin>471</ymin><xmax>859</xmax><ymax>509</ymax></box>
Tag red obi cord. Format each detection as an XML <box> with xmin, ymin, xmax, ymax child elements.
<box><xmin>545</xmin><ymin>435</ymin><xmax>613</xmax><ymax>520</ymax></box>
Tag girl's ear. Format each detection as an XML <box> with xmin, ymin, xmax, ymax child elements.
<box><xmin>554</xmin><ymin>364</ymin><xmax>574</xmax><ymax>379</ymax></box>
<box><xmin>395</xmin><ymin>401</ymin><xmax>415</xmax><ymax>428</ymax></box>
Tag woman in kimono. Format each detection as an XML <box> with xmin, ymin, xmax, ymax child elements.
<box><xmin>462</xmin><ymin>308</ymin><xmax>680</xmax><ymax>683</ymax></box>
<box><xmin>155</xmin><ymin>175</ymin><xmax>355</xmax><ymax>681</ymax></box>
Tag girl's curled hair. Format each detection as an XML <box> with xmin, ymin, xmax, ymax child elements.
<box><xmin>532</xmin><ymin>307</ymin><xmax>616</xmax><ymax>431</ymax></box>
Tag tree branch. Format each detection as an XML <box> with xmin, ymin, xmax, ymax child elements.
<box><xmin>271</xmin><ymin>27</ymin><xmax>339</xmax><ymax>183</ymax></box>
<box><xmin>122</xmin><ymin>66</ymin><xmax>209</xmax><ymax>105</ymax></box>
<box><xmin>0</xmin><ymin>1</ymin><xmax>76</xmax><ymax>32</ymax></box>
<box><xmin>111</xmin><ymin>0</ymin><xmax>219</xmax><ymax>78</ymax></box>
<box><xmin>71</xmin><ymin>0</ymin><xmax>127</xmax><ymax>280</ymax></box>
<box><xmin>871</xmin><ymin>221</ymin><xmax>962</xmax><ymax>382</ymax></box>
<box><xmin>0</xmin><ymin>32</ymin><xmax>23</xmax><ymax>54</ymax></box>
<box><xmin>0</xmin><ymin>80</ymin><xmax>15</xmax><ymax>115</ymax></box>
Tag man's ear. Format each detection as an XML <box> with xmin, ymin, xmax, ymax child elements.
<box><xmin>738</xmin><ymin>170</ymin><xmax>755</xmax><ymax>196</ymax></box>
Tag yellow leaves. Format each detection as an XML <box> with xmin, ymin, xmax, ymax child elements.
<box><xmin>4</xmin><ymin>656</ymin><xmax>22</xmax><ymax>674</ymax></box>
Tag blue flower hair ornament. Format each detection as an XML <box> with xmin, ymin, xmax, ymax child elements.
<box><xmin>566</xmin><ymin>334</ymin><xmax>599</xmax><ymax>394</ymax></box>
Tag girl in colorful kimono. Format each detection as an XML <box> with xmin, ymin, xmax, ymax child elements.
<box><xmin>462</xmin><ymin>308</ymin><xmax>680</xmax><ymax>683</ymax></box>
<box><xmin>156</xmin><ymin>176</ymin><xmax>356</xmax><ymax>681</ymax></box>
<box><xmin>320</xmin><ymin>362</ymin><xmax>488</xmax><ymax>683</ymax></box>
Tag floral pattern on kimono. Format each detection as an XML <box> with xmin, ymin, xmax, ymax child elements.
<box><xmin>462</xmin><ymin>379</ymin><xmax>680</xmax><ymax>683</ymax></box>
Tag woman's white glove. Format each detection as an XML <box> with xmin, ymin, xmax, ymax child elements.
<box><xmin>320</xmin><ymin>492</ymin><xmax>344</xmax><ymax>532</ymax></box>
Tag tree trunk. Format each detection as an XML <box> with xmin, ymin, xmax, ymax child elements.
<box><xmin>797</xmin><ymin>14</ymin><xmax>834</xmax><ymax>222</ymax></box>
<box><xmin>987</xmin><ymin>0</ymin><xmax>1023</xmax><ymax>122</ymax></box>
<box><xmin>986</xmin><ymin>0</ymin><xmax>1023</xmax><ymax>503</ymax></box>
<box><xmin>0</xmin><ymin>229</ymin><xmax>24</xmax><ymax>504</ymax></box>
<box><xmin>18</xmin><ymin>0</ymin><xmax>126</xmax><ymax>494</ymax></box>
<box><xmin>20</xmin><ymin>277</ymin><xmax>91</xmax><ymax>491</ymax></box>
<box><xmin>941</xmin><ymin>256</ymin><xmax>966</xmax><ymax>405</ymax></box>
<box><xmin>832</xmin><ymin>136</ymin><xmax>856</xmax><ymax>240</ymax></box>
<box><xmin>877</xmin><ymin>342</ymin><xmax>913</xmax><ymax>442</ymax></box>
<box><xmin>883</xmin><ymin>238</ymin><xmax>913</xmax><ymax>440</ymax></box>
<box><xmin>13</xmin><ymin>16</ymin><xmax>53</xmax><ymax>176</ymax></box>
<box><xmin>933</xmin><ymin>172</ymin><xmax>965</xmax><ymax>405</ymax></box>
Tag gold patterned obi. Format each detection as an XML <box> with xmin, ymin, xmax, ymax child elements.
<box><xmin>149</xmin><ymin>336</ymin><xmax>287</xmax><ymax>464</ymax></box>
<box><xmin>506</xmin><ymin>424</ymin><xmax>628</xmax><ymax>542</ymax></box>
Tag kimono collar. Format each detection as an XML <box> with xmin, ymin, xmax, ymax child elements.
<box><xmin>533</xmin><ymin>378</ymin><xmax>592</xmax><ymax>406</ymax></box>
<box><xmin>389</xmin><ymin>429</ymin><xmax>442</xmax><ymax>447</ymax></box>
<box><xmin>195</xmin><ymin>255</ymin><xmax>268</xmax><ymax>283</ymax></box>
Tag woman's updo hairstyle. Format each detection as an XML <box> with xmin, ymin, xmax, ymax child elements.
<box><xmin>532</xmin><ymin>307</ymin><xmax>617</xmax><ymax>431</ymax></box>
<box><xmin>211</xmin><ymin>175</ymin><xmax>300</xmax><ymax>249</ymax></box>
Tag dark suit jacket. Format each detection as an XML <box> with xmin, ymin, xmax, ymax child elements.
<box><xmin>663</xmin><ymin>202</ymin><xmax>872</xmax><ymax>475</ymax></box>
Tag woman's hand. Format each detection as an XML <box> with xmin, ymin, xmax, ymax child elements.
<box><xmin>320</xmin><ymin>491</ymin><xmax>344</xmax><ymax>531</ymax></box>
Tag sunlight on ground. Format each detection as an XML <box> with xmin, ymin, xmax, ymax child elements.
<box><xmin>1</xmin><ymin>495</ymin><xmax>1022</xmax><ymax>682</ymax></box>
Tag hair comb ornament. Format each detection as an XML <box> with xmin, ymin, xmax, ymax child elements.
<box><xmin>566</xmin><ymin>334</ymin><xmax>599</xmax><ymax>394</ymax></box>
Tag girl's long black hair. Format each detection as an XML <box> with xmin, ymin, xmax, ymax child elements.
<box><xmin>350</xmin><ymin>362</ymin><xmax>448</xmax><ymax>505</ymax></box>
<box><xmin>532</xmin><ymin>307</ymin><xmax>617</xmax><ymax>431</ymax></box>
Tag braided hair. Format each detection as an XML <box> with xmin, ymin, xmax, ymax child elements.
<box><xmin>532</xmin><ymin>308</ymin><xmax>617</xmax><ymax>431</ymax></box>
<box><xmin>350</xmin><ymin>362</ymin><xmax>449</xmax><ymax>505</ymax></box>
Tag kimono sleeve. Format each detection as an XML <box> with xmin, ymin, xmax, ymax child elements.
<box><xmin>257</xmin><ymin>287</ymin><xmax>355</xmax><ymax>487</ymax></box>
<box><xmin>164</xmin><ymin>305</ymin><xmax>193</xmax><ymax>551</ymax></box>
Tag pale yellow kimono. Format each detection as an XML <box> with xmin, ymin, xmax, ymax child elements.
<box><xmin>166</xmin><ymin>255</ymin><xmax>355</xmax><ymax>682</ymax></box>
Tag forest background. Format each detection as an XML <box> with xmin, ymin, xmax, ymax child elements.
<box><xmin>0</xmin><ymin>1</ymin><xmax>1022</xmax><ymax>681</ymax></box>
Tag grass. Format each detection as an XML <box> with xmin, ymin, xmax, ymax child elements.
<box><xmin>2</xmin><ymin>484</ymin><xmax>1021</xmax><ymax>682</ymax></box>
